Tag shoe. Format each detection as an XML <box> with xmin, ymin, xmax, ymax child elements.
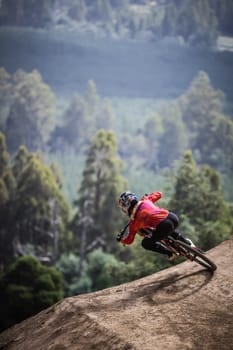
<box><xmin>168</xmin><ymin>253</ymin><xmax>177</xmax><ymax>262</ymax></box>
<box><xmin>185</xmin><ymin>238</ymin><xmax>195</xmax><ymax>248</ymax></box>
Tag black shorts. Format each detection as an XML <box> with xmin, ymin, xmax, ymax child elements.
<box><xmin>154</xmin><ymin>212</ymin><xmax>179</xmax><ymax>241</ymax></box>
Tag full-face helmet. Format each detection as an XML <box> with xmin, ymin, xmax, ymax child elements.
<box><xmin>118</xmin><ymin>191</ymin><xmax>138</xmax><ymax>215</ymax></box>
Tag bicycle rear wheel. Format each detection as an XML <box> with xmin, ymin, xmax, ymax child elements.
<box><xmin>173</xmin><ymin>240</ymin><xmax>217</xmax><ymax>272</ymax></box>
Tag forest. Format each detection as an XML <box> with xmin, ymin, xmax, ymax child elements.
<box><xmin>1</xmin><ymin>0</ymin><xmax>233</xmax><ymax>43</ymax></box>
<box><xmin>0</xmin><ymin>0</ymin><xmax>233</xmax><ymax>332</ymax></box>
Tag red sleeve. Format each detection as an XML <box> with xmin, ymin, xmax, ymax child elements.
<box><xmin>120</xmin><ymin>224</ymin><xmax>137</xmax><ymax>245</ymax></box>
<box><xmin>142</xmin><ymin>192</ymin><xmax>162</xmax><ymax>203</ymax></box>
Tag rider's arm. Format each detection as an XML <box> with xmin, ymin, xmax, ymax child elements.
<box><xmin>142</xmin><ymin>191</ymin><xmax>162</xmax><ymax>203</ymax></box>
<box><xmin>120</xmin><ymin>226</ymin><xmax>136</xmax><ymax>245</ymax></box>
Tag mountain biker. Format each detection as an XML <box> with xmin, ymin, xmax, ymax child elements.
<box><xmin>117</xmin><ymin>191</ymin><xmax>195</xmax><ymax>262</ymax></box>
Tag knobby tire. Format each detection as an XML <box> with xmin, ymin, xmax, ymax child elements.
<box><xmin>173</xmin><ymin>240</ymin><xmax>217</xmax><ymax>272</ymax></box>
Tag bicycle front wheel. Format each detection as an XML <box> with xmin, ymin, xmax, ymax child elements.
<box><xmin>174</xmin><ymin>240</ymin><xmax>217</xmax><ymax>272</ymax></box>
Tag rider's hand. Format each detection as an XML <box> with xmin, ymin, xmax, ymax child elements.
<box><xmin>116</xmin><ymin>233</ymin><xmax>122</xmax><ymax>242</ymax></box>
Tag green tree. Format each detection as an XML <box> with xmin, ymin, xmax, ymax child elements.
<box><xmin>180</xmin><ymin>71</ymin><xmax>223</xmax><ymax>133</ymax></box>
<box><xmin>0</xmin><ymin>255</ymin><xmax>63</xmax><ymax>331</ymax></box>
<box><xmin>85</xmin><ymin>79</ymin><xmax>99</xmax><ymax>117</ymax></box>
<box><xmin>12</xmin><ymin>152</ymin><xmax>70</xmax><ymax>260</ymax></box>
<box><xmin>12</xmin><ymin>145</ymin><xmax>30</xmax><ymax>182</ymax></box>
<box><xmin>180</xmin><ymin>71</ymin><xmax>233</xmax><ymax>173</ymax></box>
<box><xmin>169</xmin><ymin>150</ymin><xmax>232</xmax><ymax>250</ymax></box>
<box><xmin>0</xmin><ymin>68</ymin><xmax>12</xmax><ymax>131</ymax></box>
<box><xmin>210</xmin><ymin>0</ymin><xmax>233</xmax><ymax>36</ymax></box>
<box><xmin>143</xmin><ymin>112</ymin><xmax>163</xmax><ymax>170</ymax></box>
<box><xmin>193</xmin><ymin>112</ymin><xmax>233</xmax><ymax>171</ymax></box>
<box><xmin>5</xmin><ymin>69</ymin><xmax>56</xmax><ymax>153</ymax></box>
<box><xmin>0</xmin><ymin>0</ymin><xmax>53</xmax><ymax>27</ymax></box>
<box><xmin>158</xmin><ymin>103</ymin><xmax>188</xmax><ymax>168</ymax></box>
<box><xmin>161</xmin><ymin>0</ymin><xmax>218</xmax><ymax>45</ymax></box>
<box><xmin>50</xmin><ymin>80</ymin><xmax>103</xmax><ymax>152</ymax></box>
<box><xmin>50</xmin><ymin>93</ymin><xmax>93</xmax><ymax>152</ymax></box>
<box><xmin>0</xmin><ymin>133</ymin><xmax>16</xmax><ymax>270</ymax></box>
<box><xmin>24</xmin><ymin>0</ymin><xmax>54</xmax><ymax>27</ymax></box>
<box><xmin>214</xmin><ymin>115</ymin><xmax>233</xmax><ymax>172</ymax></box>
<box><xmin>56</xmin><ymin>253</ymin><xmax>91</xmax><ymax>296</ymax></box>
<box><xmin>72</xmin><ymin>129</ymin><xmax>127</xmax><ymax>274</ymax></box>
<box><xmin>0</xmin><ymin>178</ymin><xmax>9</xmax><ymax>206</ymax></box>
<box><xmin>0</xmin><ymin>132</ymin><xmax>10</xmax><ymax>178</ymax></box>
<box><xmin>96</xmin><ymin>97</ymin><xmax>114</xmax><ymax>130</ymax></box>
<box><xmin>160</xmin><ymin>2</ymin><xmax>179</xmax><ymax>37</ymax></box>
<box><xmin>86</xmin><ymin>248</ymin><xmax>132</xmax><ymax>291</ymax></box>
<box><xmin>0</xmin><ymin>140</ymin><xmax>71</xmax><ymax>269</ymax></box>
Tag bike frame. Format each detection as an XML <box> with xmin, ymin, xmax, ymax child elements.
<box><xmin>117</xmin><ymin>226</ymin><xmax>217</xmax><ymax>272</ymax></box>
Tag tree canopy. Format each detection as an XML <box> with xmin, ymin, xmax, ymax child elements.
<box><xmin>3</xmin><ymin>69</ymin><xmax>56</xmax><ymax>153</ymax></box>
<box><xmin>71</xmin><ymin>129</ymin><xmax>127</xmax><ymax>273</ymax></box>
<box><xmin>1</xmin><ymin>0</ymin><xmax>233</xmax><ymax>43</ymax></box>
<box><xmin>169</xmin><ymin>150</ymin><xmax>232</xmax><ymax>250</ymax></box>
<box><xmin>0</xmin><ymin>255</ymin><xmax>63</xmax><ymax>331</ymax></box>
<box><xmin>0</xmin><ymin>138</ymin><xmax>71</xmax><ymax>270</ymax></box>
<box><xmin>179</xmin><ymin>71</ymin><xmax>233</xmax><ymax>174</ymax></box>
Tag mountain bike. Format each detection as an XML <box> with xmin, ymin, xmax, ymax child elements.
<box><xmin>160</xmin><ymin>235</ymin><xmax>217</xmax><ymax>272</ymax></box>
<box><xmin>116</xmin><ymin>224</ymin><xmax>217</xmax><ymax>272</ymax></box>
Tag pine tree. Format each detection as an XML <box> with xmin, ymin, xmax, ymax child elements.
<box><xmin>0</xmin><ymin>133</ymin><xmax>16</xmax><ymax>270</ymax></box>
<box><xmin>0</xmin><ymin>68</ymin><xmax>12</xmax><ymax>130</ymax></box>
<box><xmin>96</xmin><ymin>97</ymin><xmax>114</xmax><ymax>130</ymax></box>
<box><xmin>12</xmin><ymin>145</ymin><xmax>30</xmax><ymax>181</ymax></box>
<box><xmin>50</xmin><ymin>93</ymin><xmax>95</xmax><ymax>152</ymax></box>
<box><xmin>180</xmin><ymin>71</ymin><xmax>233</xmax><ymax>172</ymax></box>
<box><xmin>169</xmin><ymin>150</ymin><xmax>232</xmax><ymax>249</ymax></box>
<box><xmin>72</xmin><ymin>129</ymin><xmax>127</xmax><ymax>274</ymax></box>
<box><xmin>180</xmin><ymin>71</ymin><xmax>223</xmax><ymax>133</ymax></box>
<box><xmin>0</xmin><ymin>132</ymin><xmax>10</xmax><ymax>178</ymax></box>
<box><xmin>0</xmin><ymin>132</ymin><xmax>15</xmax><ymax>202</ymax></box>
<box><xmin>12</xmin><ymin>153</ymin><xmax>70</xmax><ymax>260</ymax></box>
<box><xmin>85</xmin><ymin>80</ymin><xmax>99</xmax><ymax>117</ymax></box>
<box><xmin>158</xmin><ymin>103</ymin><xmax>188</xmax><ymax>168</ymax></box>
<box><xmin>5</xmin><ymin>69</ymin><xmax>56</xmax><ymax>153</ymax></box>
<box><xmin>0</xmin><ymin>142</ymin><xmax>71</xmax><ymax>270</ymax></box>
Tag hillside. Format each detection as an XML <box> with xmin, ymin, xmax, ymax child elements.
<box><xmin>1</xmin><ymin>27</ymin><xmax>233</xmax><ymax>101</ymax></box>
<box><xmin>0</xmin><ymin>238</ymin><xmax>233</xmax><ymax>350</ymax></box>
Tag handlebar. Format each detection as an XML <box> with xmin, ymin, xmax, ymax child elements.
<box><xmin>116</xmin><ymin>233</ymin><xmax>123</xmax><ymax>241</ymax></box>
<box><xmin>116</xmin><ymin>222</ymin><xmax>129</xmax><ymax>242</ymax></box>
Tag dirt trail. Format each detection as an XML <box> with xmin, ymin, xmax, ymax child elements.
<box><xmin>0</xmin><ymin>238</ymin><xmax>233</xmax><ymax>350</ymax></box>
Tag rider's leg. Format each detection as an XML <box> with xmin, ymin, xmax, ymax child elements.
<box><xmin>164</xmin><ymin>212</ymin><xmax>195</xmax><ymax>247</ymax></box>
<box><xmin>172</xmin><ymin>230</ymin><xmax>187</xmax><ymax>242</ymax></box>
<box><xmin>141</xmin><ymin>237</ymin><xmax>173</xmax><ymax>257</ymax></box>
<box><xmin>172</xmin><ymin>230</ymin><xmax>195</xmax><ymax>246</ymax></box>
<box><xmin>153</xmin><ymin>216</ymin><xmax>176</xmax><ymax>241</ymax></box>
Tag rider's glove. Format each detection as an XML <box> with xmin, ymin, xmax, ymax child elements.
<box><xmin>116</xmin><ymin>233</ymin><xmax>122</xmax><ymax>242</ymax></box>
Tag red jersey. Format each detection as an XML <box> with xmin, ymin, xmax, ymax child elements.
<box><xmin>121</xmin><ymin>192</ymin><xmax>169</xmax><ymax>245</ymax></box>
